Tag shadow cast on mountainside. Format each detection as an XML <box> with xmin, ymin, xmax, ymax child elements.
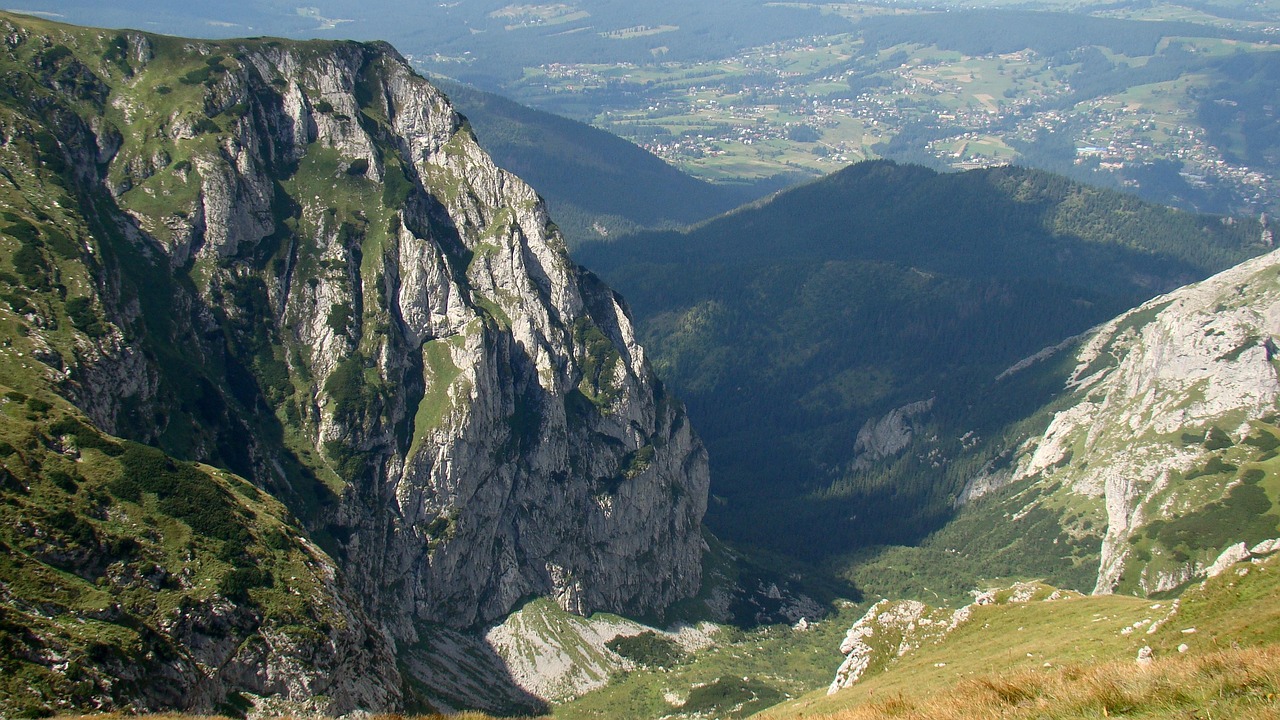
<box><xmin>400</xmin><ymin>625</ymin><xmax>550</xmax><ymax>716</ymax></box>
<box><xmin>576</xmin><ymin>159</ymin><xmax>1272</xmax><ymax>574</ymax></box>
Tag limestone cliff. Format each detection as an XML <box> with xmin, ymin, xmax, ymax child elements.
<box><xmin>1004</xmin><ymin>247</ymin><xmax>1280</xmax><ymax>594</ymax></box>
<box><xmin>0</xmin><ymin>12</ymin><xmax>707</xmax><ymax>715</ymax></box>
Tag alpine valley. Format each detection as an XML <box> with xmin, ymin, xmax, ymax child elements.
<box><xmin>0</xmin><ymin>8</ymin><xmax>1278</xmax><ymax>720</ymax></box>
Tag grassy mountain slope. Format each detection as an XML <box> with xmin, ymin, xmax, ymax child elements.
<box><xmin>760</xmin><ymin>549</ymin><xmax>1280</xmax><ymax>720</ymax></box>
<box><xmin>0</xmin><ymin>398</ymin><xmax>390</xmax><ymax>717</ymax></box>
<box><xmin>577</xmin><ymin>159</ymin><xmax>1275</xmax><ymax>565</ymax></box>
<box><xmin>435</xmin><ymin>80</ymin><xmax>764</xmax><ymax>246</ymax></box>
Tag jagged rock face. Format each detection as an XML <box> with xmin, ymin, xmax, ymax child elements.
<box><xmin>107</xmin><ymin>29</ymin><xmax>711</xmax><ymax>627</ymax></box>
<box><xmin>93</xmin><ymin>26</ymin><xmax>707</xmax><ymax>632</ymax></box>
<box><xmin>213</xmin><ymin>42</ymin><xmax>689</xmax><ymax>616</ymax></box>
<box><xmin>0</xmin><ymin>13</ymin><xmax>707</xmax><ymax>713</ymax></box>
<box><xmin>1005</xmin><ymin>248</ymin><xmax>1280</xmax><ymax>594</ymax></box>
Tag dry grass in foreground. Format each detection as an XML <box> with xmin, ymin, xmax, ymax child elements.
<box><xmin>60</xmin><ymin>707</ymin><xmax>542</xmax><ymax>712</ymax></box>
<box><xmin>804</xmin><ymin>645</ymin><xmax>1280</xmax><ymax>720</ymax></box>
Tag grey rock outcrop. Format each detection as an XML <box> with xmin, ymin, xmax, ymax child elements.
<box><xmin>851</xmin><ymin>398</ymin><xmax>934</xmax><ymax>470</ymax></box>
<box><xmin>1205</xmin><ymin>542</ymin><xmax>1251</xmax><ymax>578</ymax></box>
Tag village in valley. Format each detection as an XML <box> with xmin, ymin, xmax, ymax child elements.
<box><xmin>426</xmin><ymin>17</ymin><xmax>1280</xmax><ymax>215</ymax></box>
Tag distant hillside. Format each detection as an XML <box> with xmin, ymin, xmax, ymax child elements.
<box><xmin>857</xmin><ymin>9</ymin><xmax>1261</xmax><ymax>57</ymax></box>
<box><xmin>435</xmin><ymin>80</ymin><xmax>761</xmax><ymax>246</ymax></box>
<box><xmin>578</xmin><ymin>160</ymin><xmax>1275</xmax><ymax>565</ymax></box>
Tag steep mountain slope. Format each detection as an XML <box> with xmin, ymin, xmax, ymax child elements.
<box><xmin>0</xmin><ymin>12</ymin><xmax>707</xmax><ymax>715</ymax></box>
<box><xmin>578</xmin><ymin>159</ymin><xmax>1273</xmax><ymax>564</ymax></box>
<box><xmin>434</xmin><ymin>80</ymin><xmax>763</xmax><ymax>246</ymax></box>
<box><xmin>961</xmin><ymin>245</ymin><xmax>1280</xmax><ymax>595</ymax></box>
<box><xmin>0</xmin><ymin>404</ymin><xmax>402</xmax><ymax>716</ymax></box>
<box><xmin>841</xmin><ymin>245</ymin><xmax>1280</xmax><ymax>605</ymax></box>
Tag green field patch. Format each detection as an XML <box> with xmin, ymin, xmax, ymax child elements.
<box><xmin>600</xmin><ymin>25</ymin><xmax>679</xmax><ymax>40</ymax></box>
<box><xmin>407</xmin><ymin>336</ymin><xmax>465</xmax><ymax>463</ymax></box>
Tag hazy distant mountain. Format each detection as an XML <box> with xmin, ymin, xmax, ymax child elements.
<box><xmin>7</xmin><ymin>0</ymin><xmax>838</xmax><ymax>80</ymax></box>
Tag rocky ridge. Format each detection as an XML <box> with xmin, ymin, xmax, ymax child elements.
<box><xmin>0</xmin><ymin>12</ymin><xmax>707</xmax><ymax>715</ymax></box>
<box><xmin>996</xmin><ymin>246</ymin><xmax>1280</xmax><ymax>594</ymax></box>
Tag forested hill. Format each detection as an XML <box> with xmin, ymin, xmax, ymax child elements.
<box><xmin>436</xmin><ymin>80</ymin><xmax>761</xmax><ymax>246</ymax></box>
<box><xmin>577</xmin><ymin>159</ymin><xmax>1276</xmax><ymax>562</ymax></box>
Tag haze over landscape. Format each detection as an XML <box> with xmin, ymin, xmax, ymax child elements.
<box><xmin>0</xmin><ymin>1</ymin><xmax>1277</xmax><ymax>719</ymax></box>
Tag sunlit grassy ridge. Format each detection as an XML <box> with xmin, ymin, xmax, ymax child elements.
<box><xmin>785</xmin><ymin>646</ymin><xmax>1280</xmax><ymax>720</ymax></box>
<box><xmin>760</xmin><ymin>552</ymin><xmax>1280</xmax><ymax>720</ymax></box>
